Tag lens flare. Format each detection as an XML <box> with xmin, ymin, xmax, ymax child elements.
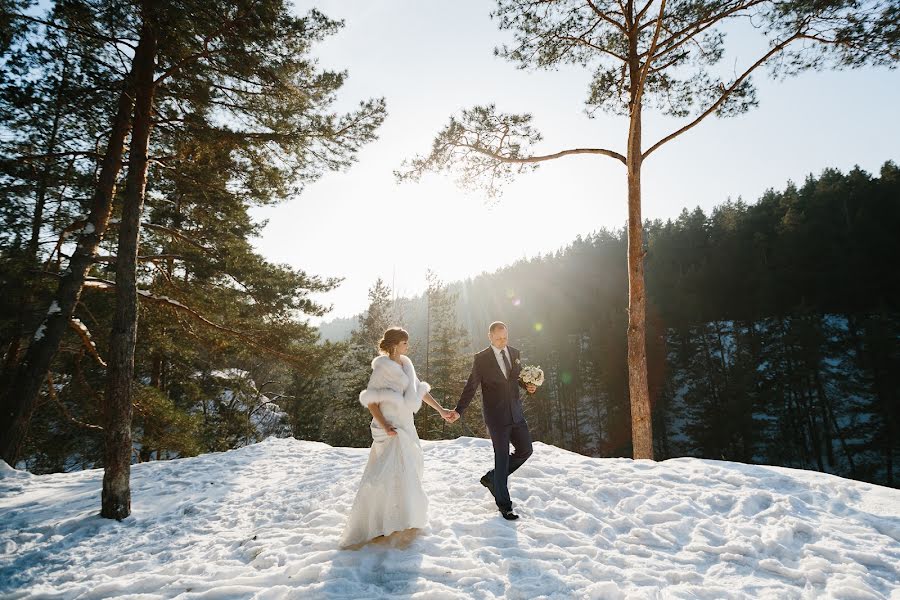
<box><xmin>512</xmin><ymin>298</ymin><xmax>521</xmax><ymax>306</ymax></box>
<box><xmin>533</xmin><ymin>322</ymin><xmax>543</xmax><ymax>332</ymax></box>
<box><xmin>561</xmin><ymin>371</ymin><xmax>573</xmax><ymax>385</ymax></box>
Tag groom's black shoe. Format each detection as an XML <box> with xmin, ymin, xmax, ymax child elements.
<box><xmin>480</xmin><ymin>474</ymin><xmax>496</xmax><ymax>498</ymax></box>
<box><xmin>500</xmin><ymin>509</ymin><xmax>520</xmax><ymax>521</ymax></box>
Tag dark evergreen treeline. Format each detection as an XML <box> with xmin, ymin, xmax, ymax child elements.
<box><xmin>314</xmin><ymin>163</ymin><xmax>899</xmax><ymax>488</ymax></box>
<box><xmin>648</xmin><ymin>164</ymin><xmax>899</xmax><ymax>487</ymax></box>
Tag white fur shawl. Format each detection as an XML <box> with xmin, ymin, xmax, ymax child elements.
<box><xmin>358</xmin><ymin>354</ymin><xmax>431</xmax><ymax>413</ymax></box>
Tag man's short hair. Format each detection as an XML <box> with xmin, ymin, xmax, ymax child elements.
<box><xmin>489</xmin><ymin>321</ymin><xmax>507</xmax><ymax>333</ymax></box>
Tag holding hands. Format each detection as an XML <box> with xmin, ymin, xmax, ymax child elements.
<box><xmin>434</xmin><ymin>383</ymin><xmax>533</xmax><ymax>427</ymax></box>
<box><xmin>425</xmin><ymin>392</ymin><xmax>459</xmax><ymax>424</ymax></box>
<box><xmin>438</xmin><ymin>405</ymin><xmax>459</xmax><ymax>423</ymax></box>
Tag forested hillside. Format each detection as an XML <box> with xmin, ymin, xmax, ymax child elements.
<box><xmin>316</xmin><ymin>163</ymin><xmax>900</xmax><ymax>487</ymax></box>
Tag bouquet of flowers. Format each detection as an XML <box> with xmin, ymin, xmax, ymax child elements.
<box><xmin>519</xmin><ymin>364</ymin><xmax>544</xmax><ymax>394</ymax></box>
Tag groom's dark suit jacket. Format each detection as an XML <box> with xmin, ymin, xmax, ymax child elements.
<box><xmin>456</xmin><ymin>346</ymin><xmax>526</xmax><ymax>429</ymax></box>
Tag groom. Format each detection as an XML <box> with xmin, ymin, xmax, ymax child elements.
<box><xmin>446</xmin><ymin>321</ymin><xmax>536</xmax><ymax>520</ymax></box>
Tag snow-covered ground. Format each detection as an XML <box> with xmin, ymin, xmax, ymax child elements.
<box><xmin>2</xmin><ymin>437</ymin><xmax>898</xmax><ymax>599</ymax></box>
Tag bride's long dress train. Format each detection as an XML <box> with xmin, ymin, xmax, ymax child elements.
<box><xmin>339</xmin><ymin>399</ymin><xmax>427</xmax><ymax>548</ymax></box>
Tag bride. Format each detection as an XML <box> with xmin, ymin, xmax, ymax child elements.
<box><xmin>339</xmin><ymin>327</ymin><xmax>453</xmax><ymax>548</ymax></box>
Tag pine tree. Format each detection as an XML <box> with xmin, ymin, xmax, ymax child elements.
<box><xmin>419</xmin><ymin>270</ymin><xmax>470</xmax><ymax>439</ymax></box>
<box><xmin>0</xmin><ymin>1</ymin><xmax>386</xmax><ymax>524</ymax></box>
<box><xmin>324</xmin><ymin>279</ymin><xmax>398</xmax><ymax>447</ymax></box>
<box><xmin>398</xmin><ymin>0</ymin><xmax>899</xmax><ymax>459</ymax></box>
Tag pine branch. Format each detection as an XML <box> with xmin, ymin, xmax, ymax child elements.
<box><xmin>643</xmin><ymin>30</ymin><xmax>801</xmax><ymax>159</ymax></box>
<box><xmin>68</xmin><ymin>318</ymin><xmax>106</xmax><ymax>367</ymax></box>
<box><xmin>9</xmin><ymin>12</ymin><xmax>137</xmax><ymax>48</ymax></box>
<box><xmin>82</xmin><ymin>278</ymin><xmax>308</xmax><ymax>367</ymax></box>
<box><xmin>634</xmin><ymin>0</ymin><xmax>668</xmax><ymax>110</ymax></box>
<box><xmin>14</xmin><ymin>150</ymin><xmax>103</xmax><ymax>162</ymax></box>
<box><xmin>642</xmin><ymin>1</ymin><xmax>765</xmax><ymax>61</ymax></box>
<box><xmin>93</xmin><ymin>254</ymin><xmax>190</xmax><ymax>264</ymax></box>
<box><xmin>635</xmin><ymin>0</ymin><xmax>655</xmax><ymax>23</ymax></box>
<box><xmin>45</xmin><ymin>218</ymin><xmax>91</xmax><ymax>269</ymax></box>
<box><xmin>586</xmin><ymin>0</ymin><xmax>628</xmax><ymax>33</ymax></box>
<box><xmin>559</xmin><ymin>34</ymin><xmax>628</xmax><ymax>63</ymax></box>
<box><xmin>153</xmin><ymin>1</ymin><xmax>257</xmax><ymax>84</ymax></box>
<box><xmin>46</xmin><ymin>372</ymin><xmax>104</xmax><ymax>431</ymax></box>
<box><xmin>106</xmin><ymin>220</ymin><xmax>218</xmax><ymax>256</ymax></box>
<box><xmin>462</xmin><ymin>144</ymin><xmax>627</xmax><ymax>165</ymax></box>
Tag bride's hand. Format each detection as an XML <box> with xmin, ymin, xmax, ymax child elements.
<box><xmin>386</xmin><ymin>424</ymin><xmax>398</xmax><ymax>436</ymax></box>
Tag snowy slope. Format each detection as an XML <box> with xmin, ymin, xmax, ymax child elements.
<box><xmin>1</xmin><ymin>437</ymin><xmax>898</xmax><ymax>599</ymax></box>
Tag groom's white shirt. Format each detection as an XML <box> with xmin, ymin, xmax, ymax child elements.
<box><xmin>491</xmin><ymin>344</ymin><xmax>510</xmax><ymax>378</ymax></box>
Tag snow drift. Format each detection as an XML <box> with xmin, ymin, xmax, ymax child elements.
<box><xmin>1</xmin><ymin>437</ymin><xmax>898</xmax><ymax>599</ymax></box>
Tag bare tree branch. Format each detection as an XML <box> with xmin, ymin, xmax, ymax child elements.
<box><xmin>635</xmin><ymin>0</ymin><xmax>668</xmax><ymax>109</ymax></box>
<box><xmin>463</xmin><ymin>143</ymin><xmax>626</xmax><ymax>165</ymax></box>
<box><xmin>586</xmin><ymin>0</ymin><xmax>628</xmax><ymax>33</ymax></box>
<box><xmin>643</xmin><ymin>31</ymin><xmax>801</xmax><ymax>159</ymax></box>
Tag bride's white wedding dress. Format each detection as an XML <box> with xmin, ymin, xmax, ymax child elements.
<box><xmin>339</xmin><ymin>354</ymin><xmax>431</xmax><ymax>548</ymax></box>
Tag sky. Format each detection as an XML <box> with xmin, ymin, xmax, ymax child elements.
<box><xmin>250</xmin><ymin>0</ymin><xmax>900</xmax><ymax>324</ymax></box>
<box><xmin>3</xmin><ymin>436</ymin><xmax>899</xmax><ymax>597</ymax></box>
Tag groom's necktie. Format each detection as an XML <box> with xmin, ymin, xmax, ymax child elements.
<box><xmin>501</xmin><ymin>348</ymin><xmax>512</xmax><ymax>380</ymax></box>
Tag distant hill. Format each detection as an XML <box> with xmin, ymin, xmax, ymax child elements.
<box><xmin>317</xmin><ymin>315</ymin><xmax>357</xmax><ymax>343</ymax></box>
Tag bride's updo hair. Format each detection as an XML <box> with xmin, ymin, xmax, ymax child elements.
<box><xmin>378</xmin><ymin>327</ymin><xmax>409</xmax><ymax>355</ymax></box>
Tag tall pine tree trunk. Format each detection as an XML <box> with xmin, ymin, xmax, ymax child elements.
<box><xmin>0</xmin><ymin>32</ymin><xmax>154</xmax><ymax>466</ymax></box>
<box><xmin>624</xmin><ymin>0</ymin><xmax>653</xmax><ymax>459</ymax></box>
<box><xmin>626</xmin><ymin>92</ymin><xmax>653</xmax><ymax>459</ymax></box>
<box><xmin>101</xmin><ymin>7</ymin><xmax>158</xmax><ymax>520</ymax></box>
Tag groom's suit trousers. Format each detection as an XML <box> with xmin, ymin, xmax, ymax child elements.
<box><xmin>486</xmin><ymin>420</ymin><xmax>533</xmax><ymax>512</ymax></box>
